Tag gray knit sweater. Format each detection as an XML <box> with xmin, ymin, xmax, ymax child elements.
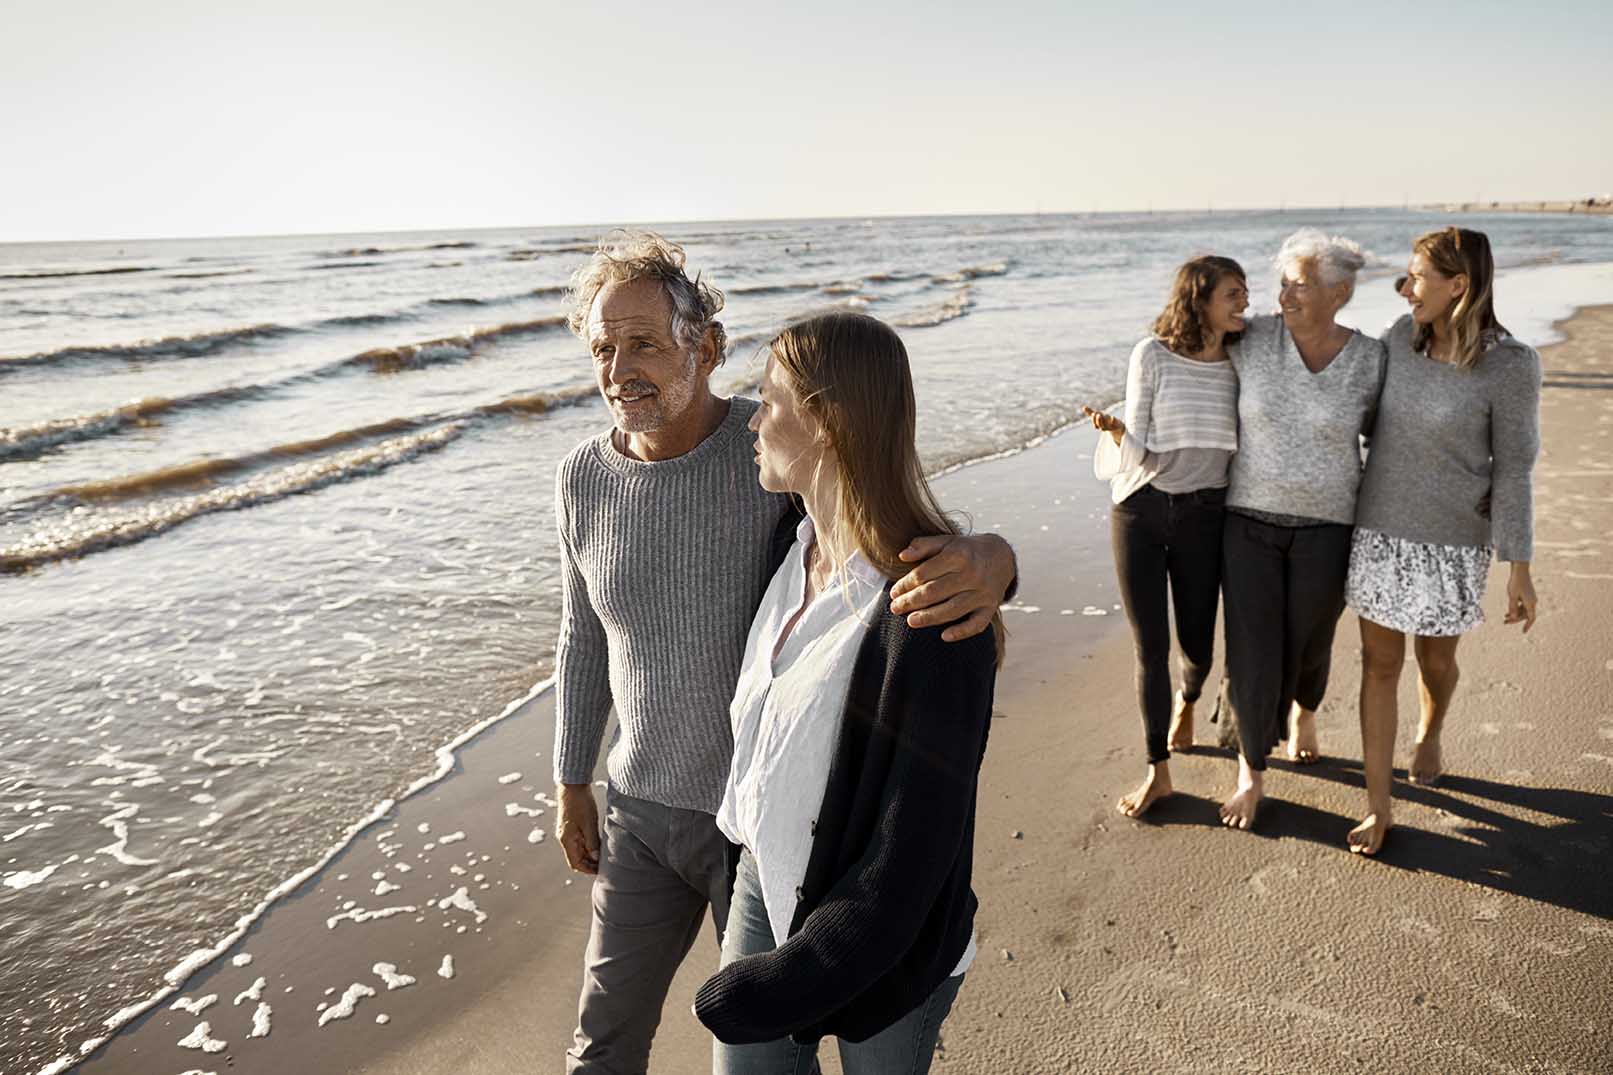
<box><xmin>552</xmin><ymin>396</ymin><xmax>792</xmax><ymax>814</ymax></box>
<box><xmin>1227</xmin><ymin>314</ymin><xmax>1387</xmax><ymax>525</ymax></box>
<box><xmin>1354</xmin><ymin>315</ymin><xmax>1542</xmax><ymax>561</ymax></box>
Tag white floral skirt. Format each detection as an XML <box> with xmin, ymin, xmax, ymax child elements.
<box><xmin>1345</xmin><ymin>527</ymin><xmax>1492</xmax><ymax>637</ymax></box>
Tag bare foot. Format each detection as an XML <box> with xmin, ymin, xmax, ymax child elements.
<box><xmin>1347</xmin><ymin>809</ymin><xmax>1393</xmax><ymax>855</ymax></box>
<box><xmin>1286</xmin><ymin>703</ymin><xmax>1321</xmax><ymax>764</ymax></box>
<box><xmin>1117</xmin><ymin>763</ymin><xmax>1174</xmax><ymax>817</ymax></box>
<box><xmin>1167</xmin><ymin>693</ymin><xmax>1195</xmax><ymax>753</ymax></box>
<box><xmin>1218</xmin><ymin>757</ymin><xmax>1263</xmax><ymax>830</ymax></box>
<box><xmin>1409</xmin><ymin>737</ymin><xmax>1444</xmax><ymax>786</ymax></box>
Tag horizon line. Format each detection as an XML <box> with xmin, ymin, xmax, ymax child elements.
<box><xmin>1</xmin><ymin>199</ymin><xmax>1524</xmax><ymax>248</ymax></box>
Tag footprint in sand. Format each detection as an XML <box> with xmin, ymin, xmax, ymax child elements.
<box><xmin>1395</xmin><ymin>917</ymin><xmax>1441</xmax><ymax>942</ymax></box>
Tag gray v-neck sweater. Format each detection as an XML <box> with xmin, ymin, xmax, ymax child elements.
<box><xmin>1227</xmin><ymin>314</ymin><xmax>1387</xmax><ymax>525</ymax></box>
<box><xmin>1354</xmin><ymin>315</ymin><xmax>1542</xmax><ymax>561</ymax></box>
<box><xmin>552</xmin><ymin>396</ymin><xmax>793</xmax><ymax>813</ymax></box>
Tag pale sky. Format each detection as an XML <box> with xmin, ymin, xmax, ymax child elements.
<box><xmin>3</xmin><ymin>0</ymin><xmax>1609</xmax><ymax>242</ymax></box>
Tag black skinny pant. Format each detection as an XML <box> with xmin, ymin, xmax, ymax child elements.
<box><xmin>1221</xmin><ymin>511</ymin><xmax>1352</xmax><ymax>772</ymax></box>
<box><xmin>1111</xmin><ymin>485</ymin><xmax>1226</xmax><ymax>764</ymax></box>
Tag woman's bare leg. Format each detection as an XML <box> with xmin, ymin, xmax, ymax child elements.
<box><xmin>1409</xmin><ymin>634</ymin><xmax>1462</xmax><ymax>785</ymax></box>
<box><xmin>1350</xmin><ymin>618</ymin><xmax>1405</xmax><ymax>855</ymax></box>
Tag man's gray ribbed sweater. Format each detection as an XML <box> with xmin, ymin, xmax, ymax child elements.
<box><xmin>553</xmin><ymin>396</ymin><xmax>791</xmax><ymax>814</ymax></box>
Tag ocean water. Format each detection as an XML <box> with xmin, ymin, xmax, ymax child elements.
<box><xmin>4</xmin><ymin>209</ymin><xmax>1612</xmax><ymax>1072</ymax></box>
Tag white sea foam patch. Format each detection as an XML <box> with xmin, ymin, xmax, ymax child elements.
<box><xmin>96</xmin><ymin>804</ymin><xmax>158</xmax><ymax>866</ymax></box>
<box><xmin>1</xmin><ymin>421</ymin><xmax>466</xmax><ymax>572</ymax></box>
<box><xmin>234</xmin><ymin>977</ymin><xmax>266</xmax><ymax>1005</ymax></box>
<box><xmin>438</xmin><ymin>955</ymin><xmax>455</xmax><ymax>979</ymax></box>
<box><xmin>177</xmin><ymin>1021</ymin><xmax>226</xmax><ymax>1053</ymax></box>
<box><xmin>373</xmin><ymin>962</ymin><xmax>416</xmax><ymax>990</ymax></box>
<box><xmin>327</xmin><ymin>904</ymin><xmax>417</xmax><ymax>930</ymax></box>
<box><xmin>437</xmin><ymin>886</ymin><xmax>487</xmax><ymax>923</ymax></box>
<box><xmin>249</xmin><ymin>1002</ymin><xmax>272</xmax><ymax>1037</ymax></box>
<box><xmin>193</xmin><ymin>735</ymin><xmax>286</xmax><ymax>768</ymax></box>
<box><xmin>3</xmin><ymin>859</ymin><xmax>69</xmax><ymax>890</ymax></box>
<box><xmin>318</xmin><ymin>983</ymin><xmax>377</xmax><ymax>1027</ymax></box>
<box><xmin>3</xmin><ymin>820</ymin><xmax>55</xmax><ymax>842</ymax></box>
<box><xmin>497</xmin><ymin>771</ymin><xmax>522</xmax><ymax>785</ymax></box>
<box><xmin>73</xmin><ymin>677</ymin><xmax>557</xmax><ymax>1070</ymax></box>
<box><xmin>170</xmin><ymin>993</ymin><xmax>217</xmax><ymax>1015</ymax></box>
<box><xmin>86</xmin><ymin>747</ymin><xmax>162</xmax><ymax>788</ymax></box>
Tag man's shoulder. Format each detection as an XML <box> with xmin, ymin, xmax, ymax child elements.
<box><xmin>557</xmin><ymin>429</ymin><xmax>611</xmax><ymax>488</ymax></box>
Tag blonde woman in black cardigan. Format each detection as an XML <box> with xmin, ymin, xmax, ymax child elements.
<box><xmin>696</xmin><ymin>310</ymin><xmax>1002</xmax><ymax>1073</ymax></box>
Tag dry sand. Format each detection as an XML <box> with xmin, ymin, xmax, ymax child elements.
<box><xmin>74</xmin><ymin>308</ymin><xmax>1613</xmax><ymax>1075</ymax></box>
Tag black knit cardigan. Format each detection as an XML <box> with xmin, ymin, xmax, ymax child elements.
<box><xmin>693</xmin><ymin>546</ymin><xmax>998</xmax><ymax>1046</ymax></box>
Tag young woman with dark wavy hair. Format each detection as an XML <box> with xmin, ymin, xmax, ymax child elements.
<box><xmin>1081</xmin><ymin>255</ymin><xmax>1246</xmax><ymax>816</ymax></box>
<box><xmin>696</xmin><ymin>310</ymin><xmax>1002</xmax><ymax>1073</ymax></box>
<box><xmin>1344</xmin><ymin>227</ymin><xmax>1541</xmax><ymax>855</ymax></box>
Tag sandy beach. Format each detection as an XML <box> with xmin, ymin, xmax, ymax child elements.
<box><xmin>70</xmin><ymin>305</ymin><xmax>1613</xmax><ymax>1075</ymax></box>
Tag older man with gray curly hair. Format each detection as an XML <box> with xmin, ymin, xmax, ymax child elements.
<box><xmin>550</xmin><ymin>229</ymin><xmax>1016</xmax><ymax>1073</ymax></box>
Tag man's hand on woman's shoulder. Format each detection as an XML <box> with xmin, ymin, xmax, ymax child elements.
<box><xmin>890</xmin><ymin>533</ymin><xmax>1016</xmax><ymax>642</ymax></box>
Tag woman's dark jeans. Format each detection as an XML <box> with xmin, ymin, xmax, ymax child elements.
<box><xmin>1110</xmin><ymin>484</ymin><xmax>1227</xmax><ymax>764</ymax></box>
<box><xmin>1220</xmin><ymin>510</ymin><xmax>1353</xmax><ymax>771</ymax></box>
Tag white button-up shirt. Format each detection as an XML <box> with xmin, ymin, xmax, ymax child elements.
<box><xmin>717</xmin><ymin>516</ymin><xmax>975</xmax><ymax>976</ymax></box>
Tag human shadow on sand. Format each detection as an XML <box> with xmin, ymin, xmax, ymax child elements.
<box><xmin>1137</xmin><ymin>744</ymin><xmax>1613</xmax><ymax>919</ymax></box>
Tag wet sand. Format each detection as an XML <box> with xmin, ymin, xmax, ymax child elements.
<box><xmin>72</xmin><ymin>307</ymin><xmax>1613</xmax><ymax>1075</ymax></box>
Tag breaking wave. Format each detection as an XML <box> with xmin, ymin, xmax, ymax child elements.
<box><xmin>2</xmin><ymin>423</ymin><xmax>466</xmax><ymax>573</ymax></box>
<box><xmin>345</xmin><ymin>316</ymin><xmax>566</xmax><ymax>373</ymax></box>
<box><xmin>891</xmin><ymin>286</ymin><xmax>974</xmax><ymax>328</ymax></box>
<box><xmin>0</xmin><ymin>266</ymin><xmax>155</xmax><ymax>281</ymax></box>
<box><xmin>0</xmin><ymin>317</ymin><xmax>568</xmax><ymax>459</ymax></box>
<box><xmin>0</xmin><ymin>324</ymin><xmax>295</xmax><ymax>369</ymax></box>
<box><xmin>2</xmin><ymin>288</ymin><xmax>569</xmax><ymax>371</ymax></box>
<box><xmin>930</xmin><ymin>262</ymin><xmax>1010</xmax><ymax>284</ymax></box>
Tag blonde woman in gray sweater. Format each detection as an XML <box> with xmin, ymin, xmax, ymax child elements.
<box><xmin>1345</xmin><ymin>228</ymin><xmax>1541</xmax><ymax>855</ymax></box>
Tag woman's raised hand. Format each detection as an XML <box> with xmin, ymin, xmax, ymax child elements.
<box><xmin>1081</xmin><ymin>405</ymin><xmax>1125</xmax><ymax>443</ymax></box>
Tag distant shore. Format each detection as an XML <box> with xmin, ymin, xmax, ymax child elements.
<box><xmin>1430</xmin><ymin>199</ymin><xmax>1613</xmax><ymax>217</ymax></box>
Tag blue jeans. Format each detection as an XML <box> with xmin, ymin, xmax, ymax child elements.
<box><xmin>712</xmin><ymin>850</ymin><xmax>964</xmax><ymax>1075</ymax></box>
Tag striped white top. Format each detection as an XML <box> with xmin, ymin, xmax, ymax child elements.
<box><xmin>1093</xmin><ymin>337</ymin><xmax>1239</xmax><ymax>502</ymax></box>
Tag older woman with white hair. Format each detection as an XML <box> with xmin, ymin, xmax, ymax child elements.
<box><xmin>1217</xmin><ymin>228</ymin><xmax>1387</xmax><ymax>830</ymax></box>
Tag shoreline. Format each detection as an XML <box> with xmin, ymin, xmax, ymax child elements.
<box><xmin>58</xmin><ymin>303</ymin><xmax>1613</xmax><ymax>1074</ymax></box>
<box><xmin>1428</xmin><ymin>200</ymin><xmax>1613</xmax><ymax>217</ymax></box>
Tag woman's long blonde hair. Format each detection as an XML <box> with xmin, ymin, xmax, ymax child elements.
<box><xmin>768</xmin><ymin>310</ymin><xmax>1005</xmax><ymax>667</ymax></box>
<box><xmin>1412</xmin><ymin>227</ymin><xmax>1506</xmax><ymax>369</ymax></box>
